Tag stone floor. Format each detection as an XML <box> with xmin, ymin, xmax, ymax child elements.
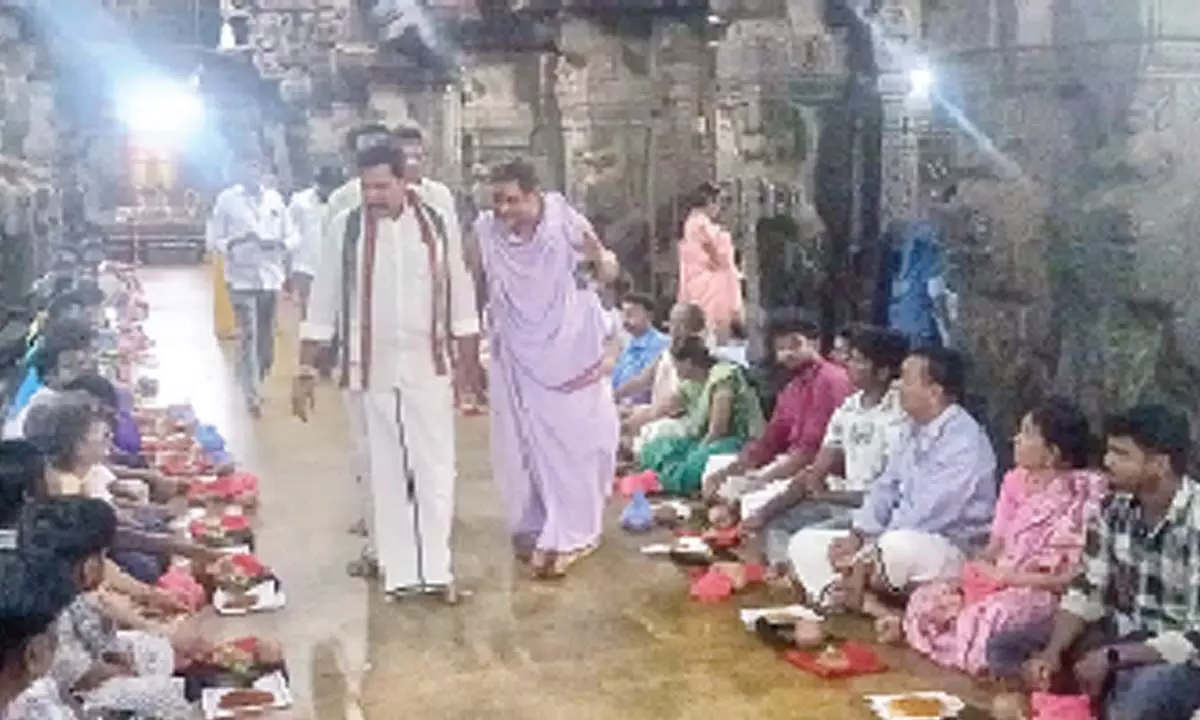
<box><xmin>140</xmin><ymin>267</ymin><xmax>995</xmax><ymax>719</ymax></box>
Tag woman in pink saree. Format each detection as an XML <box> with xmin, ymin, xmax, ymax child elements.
<box><xmin>475</xmin><ymin>160</ymin><xmax>621</xmax><ymax>580</ymax></box>
<box><xmin>888</xmin><ymin>398</ymin><xmax>1106</xmax><ymax>674</ymax></box>
<box><xmin>677</xmin><ymin>182</ymin><xmax>742</xmax><ymax>344</ymax></box>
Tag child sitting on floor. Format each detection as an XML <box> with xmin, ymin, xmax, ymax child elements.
<box><xmin>17</xmin><ymin>496</ymin><xmax>195</xmax><ymax>719</ymax></box>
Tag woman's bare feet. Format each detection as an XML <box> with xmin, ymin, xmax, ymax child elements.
<box><xmin>874</xmin><ymin>613</ymin><xmax>904</xmax><ymax>645</ymax></box>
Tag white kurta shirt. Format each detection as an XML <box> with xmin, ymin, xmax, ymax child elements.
<box><xmin>300</xmin><ymin>194</ymin><xmax>479</xmax><ymax>391</ymax></box>
<box><xmin>286</xmin><ymin>187</ymin><xmax>329</xmax><ymax>277</ymax></box>
<box><xmin>206</xmin><ymin>184</ymin><xmax>297</xmax><ymax>292</ymax></box>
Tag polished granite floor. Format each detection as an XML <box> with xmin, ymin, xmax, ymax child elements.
<box><xmin>139</xmin><ymin>267</ymin><xmax>994</xmax><ymax>719</ymax></box>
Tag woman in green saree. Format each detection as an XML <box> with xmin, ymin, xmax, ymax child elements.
<box><xmin>639</xmin><ymin>336</ymin><xmax>764</xmax><ymax>495</ymax></box>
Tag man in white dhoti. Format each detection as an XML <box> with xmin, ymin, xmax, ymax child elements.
<box><xmin>291</xmin><ymin>145</ymin><xmax>481</xmax><ymax>603</ymax></box>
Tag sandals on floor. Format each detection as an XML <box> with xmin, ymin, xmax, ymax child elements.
<box><xmin>531</xmin><ymin>542</ymin><xmax>600</xmax><ymax>580</ymax></box>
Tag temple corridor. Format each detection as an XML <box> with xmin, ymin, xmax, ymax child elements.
<box><xmin>142</xmin><ymin>266</ymin><xmax>989</xmax><ymax>719</ymax></box>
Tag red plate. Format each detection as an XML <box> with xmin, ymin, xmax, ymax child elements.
<box><xmin>784</xmin><ymin>641</ymin><xmax>887</xmax><ymax>679</ymax></box>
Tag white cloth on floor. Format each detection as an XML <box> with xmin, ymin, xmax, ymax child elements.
<box><xmin>362</xmin><ymin>349</ymin><xmax>457</xmax><ymax>591</ymax></box>
<box><xmin>632</xmin><ymin>417</ymin><xmax>688</xmax><ymax>457</ymax></box>
<box><xmin>787</xmin><ymin>528</ymin><xmax>965</xmax><ymax>603</ymax></box>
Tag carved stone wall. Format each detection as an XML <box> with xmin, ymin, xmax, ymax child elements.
<box><xmin>925</xmin><ymin>0</ymin><xmax>1200</xmax><ymax>442</ymax></box>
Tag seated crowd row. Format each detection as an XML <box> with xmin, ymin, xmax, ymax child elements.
<box><xmin>609</xmin><ymin>298</ymin><xmax>1200</xmax><ymax>720</ymax></box>
<box><xmin>1</xmin><ymin>284</ymin><xmax>224</xmax><ymax>718</ymax></box>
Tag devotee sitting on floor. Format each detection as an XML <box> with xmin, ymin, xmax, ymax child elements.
<box><xmin>25</xmin><ymin>398</ymin><xmax>218</xmax><ymax>583</ymax></box>
<box><xmin>618</xmin><ymin>303</ymin><xmax>708</xmax><ymax>456</ymax></box>
<box><xmin>884</xmin><ymin>398</ymin><xmax>1105</xmax><ymax>673</ymax></box>
<box><xmin>60</xmin><ymin>373</ymin><xmax>180</xmax><ymax>502</ymax></box>
<box><xmin>738</xmin><ymin>325</ymin><xmax>909</xmax><ymax>568</ymax></box>
<box><xmin>17</xmin><ymin>497</ymin><xmax>193</xmax><ymax>719</ymax></box>
<box><xmin>638</xmin><ymin>336</ymin><xmax>764</xmax><ymax>495</ymax></box>
<box><xmin>2</xmin><ymin>325</ymin><xmax>93</xmax><ymax>440</ymax></box>
<box><xmin>786</xmin><ymin>347</ymin><xmax>997</xmax><ymax>621</ymax></box>
<box><xmin>2</xmin><ymin>312</ymin><xmax>93</xmax><ymax>438</ymax></box>
<box><xmin>611</xmin><ymin>293</ymin><xmax>669</xmax><ymax>405</ymax></box>
<box><xmin>701</xmin><ymin>314</ymin><xmax>853</xmax><ymax>501</ymax></box>
<box><xmin>0</xmin><ymin>553</ymin><xmax>79</xmax><ymax>717</ymax></box>
<box><xmin>988</xmin><ymin>404</ymin><xmax>1200</xmax><ymax>720</ymax></box>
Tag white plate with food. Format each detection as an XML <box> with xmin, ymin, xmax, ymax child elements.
<box><xmin>201</xmin><ymin>671</ymin><xmax>293</xmax><ymax>719</ymax></box>
<box><xmin>865</xmin><ymin>692</ymin><xmax>965</xmax><ymax>719</ymax></box>
<box><xmin>739</xmin><ymin>605</ymin><xmax>824</xmax><ymax>630</ymax></box>
<box><xmin>213</xmin><ymin>580</ymin><xmax>287</xmax><ymax>616</ymax></box>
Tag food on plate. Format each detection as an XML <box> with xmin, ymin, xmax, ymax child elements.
<box><xmin>886</xmin><ymin>695</ymin><xmax>949</xmax><ymax>717</ymax></box>
<box><xmin>223</xmin><ymin>592</ymin><xmax>258</xmax><ymax>610</ymax></box>
<box><xmin>813</xmin><ymin>645</ymin><xmax>851</xmax><ymax>671</ymax></box>
<box><xmin>209</xmin><ymin>553</ymin><xmax>272</xmax><ymax>593</ymax></box>
<box><xmin>217</xmin><ymin>688</ymin><xmax>276</xmax><ymax>709</ymax></box>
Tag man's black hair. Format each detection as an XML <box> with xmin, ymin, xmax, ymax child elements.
<box><xmin>0</xmin><ymin>553</ymin><xmax>78</xmax><ymax>673</ymax></box>
<box><xmin>392</xmin><ymin>125</ymin><xmax>424</xmax><ymax>143</ymax></box>
<box><xmin>62</xmin><ymin>373</ymin><xmax>118</xmax><ymax>411</ymax></box>
<box><xmin>489</xmin><ymin>159</ymin><xmax>539</xmax><ymax>193</ymax></box>
<box><xmin>908</xmin><ymin>346</ymin><xmax>967</xmax><ymax>402</ymax></box>
<box><xmin>355</xmin><ymin>145</ymin><xmax>406</xmax><ymax>177</ymax></box>
<box><xmin>1104</xmin><ymin>404</ymin><xmax>1192</xmax><ymax>476</ymax></box>
<box><xmin>0</xmin><ymin>441</ymin><xmax>41</xmax><ymax>528</ymax></box>
<box><xmin>848</xmin><ymin>325</ymin><xmax>910</xmax><ymax>378</ymax></box>
<box><xmin>622</xmin><ymin>293</ymin><xmax>655</xmax><ymax>313</ymax></box>
<box><xmin>17</xmin><ymin>497</ymin><xmax>117</xmax><ymax>566</ymax></box>
<box><xmin>766</xmin><ymin>309</ymin><xmax>820</xmax><ymax>342</ymax></box>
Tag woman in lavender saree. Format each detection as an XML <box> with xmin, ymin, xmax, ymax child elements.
<box><xmin>476</xmin><ymin>160</ymin><xmax>621</xmax><ymax>579</ymax></box>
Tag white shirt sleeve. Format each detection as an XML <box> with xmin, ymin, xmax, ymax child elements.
<box><xmin>821</xmin><ymin>396</ymin><xmax>853</xmax><ymax>451</ymax></box>
<box><xmin>431</xmin><ymin>184</ymin><xmax>480</xmax><ymax>338</ymax></box>
<box><xmin>300</xmin><ymin>208</ymin><xmax>348</xmax><ymax>342</ymax></box>
<box><xmin>205</xmin><ymin>190</ymin><xmax>231</xmax><ymax>253</ymax></box>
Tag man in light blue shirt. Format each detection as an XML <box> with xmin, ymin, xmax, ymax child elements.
<box><xmin>787</xmin><ymin>346</ymin><xmax>996</xmax><ymax>620</ymax></box>
<box><xmin>611</xmin><ymin>293</ymin><xmax>668</xmax><ymax>404</ymax></box>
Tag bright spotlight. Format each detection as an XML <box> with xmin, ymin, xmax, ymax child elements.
<box><xmin>908</xmin><ymin>67</ymin><xmax>934</xmax><ymax>98</ymax></box>
<box><xmin>116</xmin><ymin>79</ymin><xmax>205</xmax><ymax>148</ymax></box>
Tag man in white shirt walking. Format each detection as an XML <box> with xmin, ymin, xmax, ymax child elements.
<box><xmin>291</xmin><ymin>145</ymin><xmax>481</xmax><ymax>603</ymax></box>
<box><xmin>287</xmin><ymin>167</ymin><xmax>344</xmax><ymax>317</ymax></box>
<box><xmin>207</xmin><ymin>154</ymin><xmax>298</xmax><ymax>416</ymax></box>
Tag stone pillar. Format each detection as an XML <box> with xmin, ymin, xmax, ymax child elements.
<box><xmin>875</xmin><ymin>0</ymin><xmax>924</xmax><ymax>226</ymax></box>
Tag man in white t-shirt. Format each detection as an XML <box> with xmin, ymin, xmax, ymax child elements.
<box><xmin>740</xmin><ymin>325</ymin><xmax>910</xmax><ymax>568</ymax></box>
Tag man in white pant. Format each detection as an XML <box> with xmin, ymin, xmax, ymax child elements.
<box><xmin>786</xmin><ymin>347</ymin><xmax>997</xmax><ymax>627</ymax></box>
<box><xmin>292</xmin><ymin>144</ymin><xmax>480</xmax><ymax>603</ymax></box>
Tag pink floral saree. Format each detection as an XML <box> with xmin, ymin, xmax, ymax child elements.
<box><xmin>901</xmin><ymin>468</ymin><xmax>1106</xmax><ymax>674</ymax></box>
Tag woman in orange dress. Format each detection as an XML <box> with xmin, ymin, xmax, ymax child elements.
<box><xmin>677</xmin><ymin>182</ymin><xmax>742</xmax><ymax>344</ymax></box>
